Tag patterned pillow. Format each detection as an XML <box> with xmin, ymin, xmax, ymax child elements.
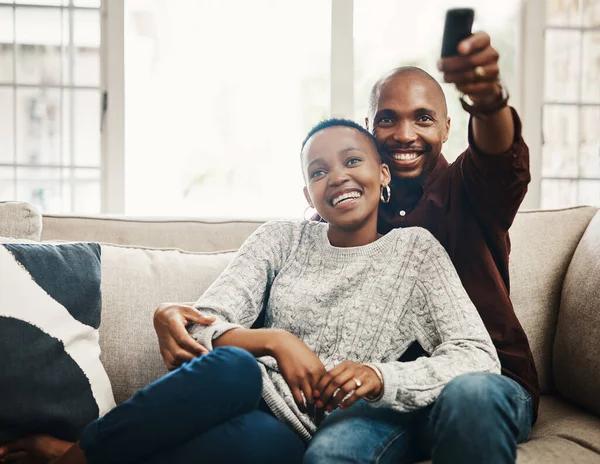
<box><xmin>0</xmin><ymin>242</ymin><xmax>115</xmax><ymax>443</ymax></box>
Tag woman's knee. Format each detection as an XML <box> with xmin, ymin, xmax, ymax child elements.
<box><xmin>186</xmin><ymin>346</ymin><xmax>262</xmax><ymax>403</ymax></box>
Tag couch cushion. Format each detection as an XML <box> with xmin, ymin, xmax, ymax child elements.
<box><xmin>509</xmin><ymin>206</ymin><xmax>598</xmax><ymax>393</ymax></box>
<box><xmin>99</xmin><ymin>244</ymin><xmax>237</xmax><ymax>403</ymax></box>
<box><xmin>0</xmin><ymin>242</ymin><xmax>115</xmax><ymax>443</ymax></box>
<box><xmin>519</xmin><ymin>395</ymin><xmax>600</xmax><ymax>462</ymax></box>
<box><xmin>42</xmin><ymin>215</ymin><xmax>264</xmax><ymax>252</ymax></box>
<box><xmin>553</xmin><ymin>210</ymin><xmax>600</xmax><ymax>415</ymax></box>
<box><xmin>0</xmin><ymin>202</ymin><xmax>42</xmax><ymax>241</ymax></box>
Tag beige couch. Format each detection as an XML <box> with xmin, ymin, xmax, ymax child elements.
<box><xmin>3</xmin><ymin>201</ymin><xmax>600</xmax><ymax>463</ymax></box>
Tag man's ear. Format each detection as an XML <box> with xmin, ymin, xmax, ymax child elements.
<box><xmin>443</xmin><ymin>117</ymin><xmax>451</xmax><ymax>143</ymax></box>
<box><xmin>303</xmin><ymin>186</ymin><xmax>314</xmax><ymax>208</ymax></box>
<box><xmin>365</xmin><ymin>117</ymin><xmax>370</xmax><ymax>131</ymax></box>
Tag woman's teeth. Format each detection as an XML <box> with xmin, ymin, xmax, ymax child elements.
<box><xmin>332</xmin><ymin>191</ymin><xmax>361</xmax><ymax>206</ymax></box>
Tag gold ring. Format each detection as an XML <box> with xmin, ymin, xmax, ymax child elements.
<box><xmin>474</xmin><ymin>66</ymin><xmax>486</xmax><ymax>78</ymax></box>
<box><xmin>353</xmin><ymin>377</ymin><xmax>362</xmax><ymax>388</ymax></box>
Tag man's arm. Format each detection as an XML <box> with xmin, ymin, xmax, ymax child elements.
<box><xmin>438</xmin><ymin>31</ymin><xmax>514</xmax><ymax>155</ymax></box>
<box><xmin>438</xmin><ymin>31</ymin><xmax>530</xmax><ymax>232</ymax></box>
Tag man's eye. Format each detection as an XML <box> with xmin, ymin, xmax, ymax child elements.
<box><xmin>418</xmin><ymin>115</ymin><xmax>433</xmax><ymax>122</ymax></box>
<box><xmin>377</xmin><ymin>117</ymin><xmax>393</xmax><ymax>124</ymax></box>
<box><xmin>311</xmin><ymin>169</ymin><xmax>325</xmax><ymax>179</ymax></box>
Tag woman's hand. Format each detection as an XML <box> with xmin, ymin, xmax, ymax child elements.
<box><xmin>153</xmin><ymin>303</ymin><xmax>216</xmax><ymax>370</ymax></box>
<box><xmin>271</xmin><ymin>331</ymin><xmax>326</xmax><ymax>413</ymax></box>
<box><xmin>315</xmin><ymin>361</ymin><xmax>383</xmax><ymax>411</ymax></box>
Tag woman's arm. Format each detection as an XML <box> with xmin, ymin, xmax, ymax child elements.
<box><xmin>188</xmin><ymin>221</ymin><xmax>296</xmax><ymax>350</ymax></box>
<box><xmin>369</xmin><ymin>232</ymin><xmax>501</xmax><ymax>412</ymax></box>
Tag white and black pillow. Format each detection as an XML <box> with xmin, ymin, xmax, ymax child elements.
<box><xmin>0</xmin><ymin>242</ymin><xmax>115</xmax><ymax>443</ymax></box>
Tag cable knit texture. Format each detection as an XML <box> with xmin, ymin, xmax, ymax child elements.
<box><xmin>190</xmin><ymin>220</ymin><xmax>500</xmax><ymax>441</ymax></box>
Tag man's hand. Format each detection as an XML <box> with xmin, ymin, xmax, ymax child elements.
<box><xmin>437</xmin><ymin>31</ymin><xmax>501</xmax><ymax>106</ymax></box>
<box><xmin>0</xmin><ymin>435</ymin><xmax>73</xmax><ymax>463</ymax></box>
<box><xmin>153</xmin><ymin>303</ymin><xmax>216</xmax><ymax>370</ymax></box>
<box><xmin>315</xmin><ymin>361</ymin><xmax>383</xmax><ymax>412</ymax></box>
<box><xmin>271</xmin><ymin>331</ymin><xmax>326</xmax><ymax>413</ymax></box>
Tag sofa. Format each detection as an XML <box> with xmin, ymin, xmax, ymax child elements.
<box><xmin>2</xmin><ymin>201</ymin><xmax>600</xmax><ymax>463</ymax></box>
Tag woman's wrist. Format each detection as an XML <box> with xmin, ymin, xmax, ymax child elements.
<box><xmin>363</xmin><ymin>363</ymin><xmax>384</xmax><ymax>402</ymax></box>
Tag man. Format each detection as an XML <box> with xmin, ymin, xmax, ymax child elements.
<box><xmin>303</xmin><ymin>31</ymin><xmax>538</xmax><ymax>464</ymax></box>
<box><xmin>154</xmin><ymin>31</ymin><xmax>538</xmax><ymax>464</ymax></box>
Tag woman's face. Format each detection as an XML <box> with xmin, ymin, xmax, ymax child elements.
<box><xmin>302</xmin><ymin>126</ymin><xmax>390</xmax><ymax>231</ymax></box>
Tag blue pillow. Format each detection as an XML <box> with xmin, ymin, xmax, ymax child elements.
<box><xmin>0</xmin><ymin>242</ymin><xmax>115</xmax><ymax>444</ymax></box>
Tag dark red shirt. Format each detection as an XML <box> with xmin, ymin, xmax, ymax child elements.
<box><xmin>378</xmin><ymin>108</ymin><xmax>540</xmax><ymax>419</ymax></box>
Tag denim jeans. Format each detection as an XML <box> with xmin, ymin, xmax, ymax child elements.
<box><xmin>304</xmin><ymin>372</ymin><xmax>533</xmax><ymax>464</ymax></box>
<box><xmin>79</xmin><ymin>346</ymin><xmax>305</xmax><ymax>464</ymax></box>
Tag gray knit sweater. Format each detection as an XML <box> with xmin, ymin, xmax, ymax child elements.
<box><xmin>190</xmin><ymin>220</ymin><xmax>500</xmax><ymax>441</ymax></box>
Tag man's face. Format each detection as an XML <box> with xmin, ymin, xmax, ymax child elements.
<box><xmin>367</xmin><ymin>74</ymin><xmax>451</xmax><ymax>182</ymax></box>
<box><xmin>302</xmin><ymin>126</ymin><xmax>390</xmax><ymax>230</ymax></box>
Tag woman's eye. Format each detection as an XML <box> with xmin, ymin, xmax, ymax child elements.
<box><xmin>346</xmin><ymin>158</ymin><xmax>361</xmax><ymax>166</ymax></box>
<box><xmin>311</xmin><ymin>169</ymin><xmax>325</xmax><ymax>179</ymax></box>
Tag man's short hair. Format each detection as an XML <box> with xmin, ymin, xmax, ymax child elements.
<box><xmin>301</xmin><ymin>118</ymin><xmax>378</xmax><ymax>153</ymax></box>
<box><xmin>367</xmin><ymin>66</ymin><xmax>448</xmax><ymax>120</ymax></box>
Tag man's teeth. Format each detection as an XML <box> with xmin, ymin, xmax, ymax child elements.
<box><xmin>332</xmin><ymin>191</ymin><xmax>361</xmax><ymax>206</ymax></box>
<box><xmin>392</xmin><ymin>152</ymin><xmax>419</xmax><ymax>161</ymax></box>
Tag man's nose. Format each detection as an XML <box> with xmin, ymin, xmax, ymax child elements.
<box><xmin>393</xmin><ymin>121</ymin><xmax>418</xmax><ymax>144</ymax></box>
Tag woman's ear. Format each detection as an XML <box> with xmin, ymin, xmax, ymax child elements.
<box><xmin>303</xmin><ymin>186</ymin><xmax>314</xmax><ymax>208</ymax></box>
<box><xmin>381</xmin><ymin>163</ymin><xmax>391</xmax><ymax>186</ymax></box>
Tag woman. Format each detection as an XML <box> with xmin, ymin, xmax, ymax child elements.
<box><xmin>2</xmin><ymin>118</ymin><xmax>499</xmax><ymax>464</ymax></box>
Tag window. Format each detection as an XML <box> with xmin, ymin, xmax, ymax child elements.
<box><xmin>541</xmin><ymin>0</ymin><xmax>600</xmax><ymax>208</ymax></box>
<box><xmin>353</xmin><ymin>0</ymin><xmax>522</xmax><ymax>164</ymax></box>
<box><xmin>124</xmin><ymin>0</ymin><xmax>330</xmax><ymax>218</ymax></box>
<box><xmin>0</xmin><ymin>0</ymin><xmax>102</xmax><ymax>213</ymax></box>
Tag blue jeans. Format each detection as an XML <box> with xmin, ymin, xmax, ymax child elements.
<box><xmin>80</xmin><ymin>347</ymin><xmax>305</xmax><ymax>464</ymax></box>
<box><xmin>304</xmin><ymin>372</ymin><xmax>533</xmax><ymax>464</ymax></box>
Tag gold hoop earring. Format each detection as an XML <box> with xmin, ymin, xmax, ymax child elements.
<box><xmin>304</xmin><ymin>206</ymin><xmax>316</xmax><ymax>221</ymax></box>
<box><xmin>380</xmin><ymin>184</ymin><xmax>391</xmax><ymax>204</ymax></box>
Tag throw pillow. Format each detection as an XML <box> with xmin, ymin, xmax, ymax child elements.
<box><xmin>0</xmin><ymin>242</ymin><xmax>115</xmax><ymax>444</ymax></box>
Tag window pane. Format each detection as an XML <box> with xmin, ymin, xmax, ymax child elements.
<box><xmin>0</xmin><ymin>88</ymin><xmax>14</xmax><ymax>163</ymax></box>
<box><xmin>16</xmin><ymin>167</ymin><xmax>64</xmax><ymax>212</ymax></box>
<box><xmin>541</xmin><ymin>179</ymin><xmax>578</xmax><ymax>209</ymax></box>
<box><xmin>16</xmin><ymin>87</ymin><xmax>62</xmax><ymax>165</ymax></box>
<box><xmin>544</xmin><ymin>29</ymin><xmax>581</xmax><ymax>102</ymax></box>
<box><xmin>0</xmin><ymin>6</ymin><xmax>13</xmax><ymax>83</ymax></box>
<box><xmin>542</xmin><ymin>105</ymin><xmax>579</xmax><ymax>178</ymax></box>
<box><xmin>0</xmin><ymin>167</ymin><xmax>15</xmax><ymax>201</ymax></box>
<box><xmin>15</xmin><ymin>7</ymin><xmax>63</xmax><ymax>85</ymax></box>
<box><xmin>579</xmin><ymin>106</ymin><xmax>600</xmax><ymax>178</ymax></box>
<box><xmin>125</xmin><ymin>0</ymin><xmax>331</xmax><ymax>217</ymax></box>
<box><xmin>70</xmin><ymin>89</ymin><xmax>100</xmax><ymax>166</ymax></box>
<box><xmin>546</xmin><ymin>0</ymin><xmax>581</xmax><ymax>26</ymax></box>
<box><xmin>354</xmin><ymin>0</ymin><xmax>520</xmax><ymax>163</ymax></box>
<box><xmin>15</xmin><ymin>1</ymin><xmax>64</xmax><ymax>5</ymax></box>
<box><xmin>582</xmin><ymin>31</ymin><xmax>600</xmax><ymax>103</ymax></box>
<box><xmin>74</xmin><ymin>0</ymin><xmax>101</xmax><ymax>7</ymax></box>
<box><xmin>71</xmin><ymin>9</ymin><xmax>100</xmax><ymax>86</ymax></box>
<box><xmin>72</xmin><ymin>168</ymin><xmax>100</xmax><ymax>212</ymax></box>
<box><xmin>583</xmin><ymin>0</ymin><xmax>600</xmax><ymax>26</ymax></box>
<box><xmin>579</xmin><ymin>179</ymin><xmax>600</xmax><ymax>205</ymax></box>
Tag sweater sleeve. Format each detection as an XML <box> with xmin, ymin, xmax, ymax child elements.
<box><xmin>370</xmin><ymin>231</ymin><xmax>501</xmax><ymax>412</ymax></box>
<box><xmin>188</xmin><ymin>221</ymin><xmax>296</xmax><ymax>350</ymax></box>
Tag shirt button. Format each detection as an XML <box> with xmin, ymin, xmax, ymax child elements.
<box><xmin>399</xmin><ymin>210</ymin><xmax>406</xmax><ymax>217</ymax></box>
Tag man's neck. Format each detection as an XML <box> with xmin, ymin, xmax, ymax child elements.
<box><xmin>390</xmin><ymin>177</ymin><xmax>425</xmax><ymax>212</ymax></box>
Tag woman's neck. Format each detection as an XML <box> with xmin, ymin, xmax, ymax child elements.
<box><xmin>326</xmin><ymin>217</ymin><xmax>381</xmax><ymax>248</ymax></box>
